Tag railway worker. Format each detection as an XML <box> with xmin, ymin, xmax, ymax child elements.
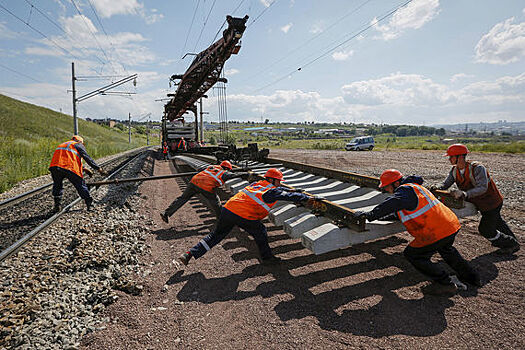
<box><xmin>434</xmin><ymin>144</ymin><xmax>519</xmax><ymax>254</ymax></box>
<box><xmin>354</xmin><ymin>169</ymin><xmax>480</xmax><ymax>296</ymax></box>
<box><xmin>49</xmin><ymin>135</ymin><xmax>106</xmax><ymax>212</ymax></box>
<box><xmin>178</xmin><ymin>168</ymin><xmax>319</xmax><ymax>266</ymax></box>
<box><xmin>160</xmin><ymin>160</ymin><xmax>248</xmax><ymax>222</ymax></box>
<box><xmin>177</xmin><ymin>137</ymin><xmax>187</xmax><ymax>152</ymax></box>
<box><xmin>162</xmin><ymin>141</ymin><xmax>169</xmax><ymax>161</ymax></box>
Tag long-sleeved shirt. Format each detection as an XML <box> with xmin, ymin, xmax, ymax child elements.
<box><xmin>73</xmin><ymin>143</ymin><xmax>100</xmax><ymax>170</ymax></box>
<box><xmin>196</xmin><ymin>165</ymin><xmax>248</xmax><ymax>182</ymax></box>
<box><xmin>262</xmin><ymin>186</ymin><xmax>310</xmax><ymax>203</ymax></box>
<box><xmin>439</xmin><ymin>163</ymin><xmax>489</xmax><ymax>199</ymax></box>
<box><xmin>365</xmin><ymin>176</ymin><xmax>424</xmax><ymax>222</ymax></box>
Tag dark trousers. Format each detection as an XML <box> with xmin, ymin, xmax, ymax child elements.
<box><xmin>165</xmin><ymin>182</ymin><xmax>221</xmax><ymax>218</ymax></box>
<box><xmin>190</xmin><ymin>208</ymin><xmax>273</xmax><ymax>260</ymax></box>
<box><xmin>50</xmin><ymin>166</ymin><xmax>91</xmax><ymax>200</ymax></box>
<box><xmin>404</xmin><ymin>232</ymin><xmax>478</xmax><ymax>285</ymax></box>
<box><xmin>163</xmin><ymin>152</ymin><xmax>168</xmax><ymax>160</ymax></box>
<box><xmin>479</xmin><ymin>203</ymin><xmax>517</xmax><ymax>247</ymax></box>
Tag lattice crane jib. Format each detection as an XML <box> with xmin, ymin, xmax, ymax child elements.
<box><xmin>165</xmin><ymin>15</ymin><xmax>248</xmax><ymax>122</ymax></box>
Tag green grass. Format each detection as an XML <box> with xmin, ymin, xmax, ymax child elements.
<box><xmin>0</xmin><ymin>94</ymin><xmax>148</xmax><ymax>193</ymax></box>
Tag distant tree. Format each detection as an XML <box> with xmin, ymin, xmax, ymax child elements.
<box><xmin>264</xmin><ymin>118</ymin><xmax>270</xmax><ymax>124</ymax></box>
<box><xmin>436</xmin><ymin>128</ymin><xmax>446</xmax><ymax>136</ymax></box>
<box><xmin>209</xmin><ymin>136</ymin><xmax>216</xmax><ymax>145</ymax></box>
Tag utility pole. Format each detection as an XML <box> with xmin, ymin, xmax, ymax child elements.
<box><xmin>128</xmin><ymin>113</ymin><xmax>131</xmax><ymax>144</ymax></box>
<box><xmin>147</xmin><ymin>118</ymin><xmax>150</xmax><ymax>145</ymax></box>
<box><xmin>71</xmin><ymin>62</ymin><xmax>78</xmax><ymax>135</ymax></box>
<box><xmin>199</xmin><ymin>97</ymin><xmax>209</xmax><ymax>142</ymax></box>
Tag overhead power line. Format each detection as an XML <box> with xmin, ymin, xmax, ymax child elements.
<box><xmin>210</xmin><ymin>0</ymin><xmax>247</xmax><ymax>44</ymax></box>
<box><xmin>181</xmin><ymin>0</ymin><xmax>201</xmax><ymax>58</ymax></box>
<box><xmin>253</xmin><ymin>0</ymin><xmax>414</xmax><ymax>93</ymax></box>
<box><xmin>248</xmin><ymin>0</ymin><xmax>278</xmax><ymax>27</ymax></box>
<box><xmin>0</xmin><ymin>63</ymin><xmax>66</xmax><ymax>94</ymax></box>
<box><xmin>193</xmin><ymin>0</ymin><xmax>217</xmax><ymax>52</ymax></box>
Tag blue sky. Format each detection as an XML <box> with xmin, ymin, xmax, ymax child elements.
<box><xmin>1</xmin><ymin>0</ymin><xmax>524</xmax><ymax>125</ymax></box>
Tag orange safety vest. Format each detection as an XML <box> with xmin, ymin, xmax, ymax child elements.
<box><xmin>49</xmin><ymin>141</ymin><xmax>83</xmax><ymax>178</ymax></box>
<box><xmin>224</xmin><ymin>180</ymin><xmax>277</xmax><ymax>220</ymax></box>
<box><xmin>396</xmin><ymin>183</ymin><xmax>460</xmax><ymax>248</ymax></box>
<box><xmin>190</xmin><ymin>165</ymin><xmax>226</xmax><ymax>193</ymax></box>
<box><xmin>177</xmin><ymin>139</ymin><xmax>187</xmax><ymax>150</ymax></box>
<box><xmin>162</xmin><ymin>145</ymin><xmax>168</xmax><ymax>154</ymax></box>
<box><xmin>453</xmin><ymin>161</ymin><xmax>503</xmax><ymax>212</ymax></box>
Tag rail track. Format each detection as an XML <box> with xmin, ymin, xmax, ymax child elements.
<box><xmin>0</xmin><ymin>147</ymin><xmax>152</xmax><ymax>262</ymax></box>
<box><xmin>174</xmin><ymin>154</ymin><xmax>478</xmax><ymax>254</ymax></box>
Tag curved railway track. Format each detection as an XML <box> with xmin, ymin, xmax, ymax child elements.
<box><xmin>174</xmin><ymin>154</ymin><xmax>478</xmax><ymax>255</ymax></box>
<box><xmin>0</xmin><ymin>147</ymin><xmax>151</xmax><ymax>261</ymax></box>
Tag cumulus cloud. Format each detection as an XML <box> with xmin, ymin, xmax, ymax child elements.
<box><xmin>281</xmin><ymin>23</ymin><xmax>293</xmax><ymax>33</ymax></box>
<box><xmin>373</xmin><ymin>0</ymin><xmax>440</xmax><ymax>40</ymax></box>
<box><xmin>332</xmin><ymin>49</ymin><xmax>354</xmax><ymax>61</ymax></box>
<box><xmin>475</xmin><ymin>16</ymin><xmax>525</xmax><ymax>65</ymax></box>
<box><xmin>225</xmin><ymin>68</ymin><xmax>240</xmax><ymax>76</ymax></box>
<box><xmin>90</xmin><ymin>0</ymin><xmax>163</xmax><ymax>24</ymax></box>
<box><xmin>450</xmin><ymin>73</ymin><xmax>474</xmax><ymax>83</ymax></box>
<box><xmin>310</xmin><ymin>21</ymin><xmax>324</xmax><ymax>34</ymax></box>
<box><xmin>260</xmin><ymin>0</ymin><xmax>273</xmax><ymax>8</ymax></box>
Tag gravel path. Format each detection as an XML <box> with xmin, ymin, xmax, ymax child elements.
<box><xmin>80</xmin><ymin>149</ymin><xmax>524</xmax><ymax>350</ymax></box>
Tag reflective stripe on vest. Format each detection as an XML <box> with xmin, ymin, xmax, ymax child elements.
<box><xmin>55</xmin><ymin>142</ymin><xmax>79</xmax><ymax>156</ymax></box>
<box><xmin>203</xmin><ymin>167</ymin><xmax>225</xmax><ymax>186</ymax></box>
<box><xmin>397</xmin><ymin>186</ymin><xmax>441</xmax><ymax>223</ymax></box>
<box><xmin>240</xmin><ymin>183</ymin><xmax>274</xmax><ymax>212</ymax></box>
<box><xmin>49</xmin><ymin>141</ymin><xmax>83</xmax><ymax>177</ymax></box>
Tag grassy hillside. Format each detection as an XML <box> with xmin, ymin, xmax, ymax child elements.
<box><xmin>0</xmin><ymin>94</ymin><xmax>148</xmax><ymax>193</ymax></box>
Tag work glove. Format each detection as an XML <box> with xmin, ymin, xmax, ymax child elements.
<box><xmin>98</xmin><ymin>168</ymin><xmax>108</xmax><ymax>177</ymax></box>
<box><xmin>352</xmin><ymin>210</ymin><xmax>368</xmax><ymax>220</ymax></box>
<box><xmin>83</xmin><ymin>168</ymin><xmax>93</xmax><ymax>177</ymax></box>
<box><xmin>306</xmin><ymin>196</ymin><xmax>325</xmax><ymax>209</ymax></box>
<box><xmin>428</xmin><ymin>184</ymin><xmax>440</xmax><ymax>191</ymax></box>
<box><xmin>451</xmin><ymin>189</ymin><xmax>466</xmax><ymax>199</ymax></box>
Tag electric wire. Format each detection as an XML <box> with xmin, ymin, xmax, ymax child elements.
<box><xmin>181</xmin><ymin>0</ymin><xmax>201</xmax><ymax>58</ymax></box>
<box><xmin>193</xmin><ymin>0</ymin><xmax>217</xmax><ymax>52</ymax></box>
<box><xmin>252</xmin><ymin>0</ymin><xmax>414</xmax><ymax>93</ymax></box>
<box><xmin>248</xmin><ymin>0</ymin><xmax>277</xmax><ymax>28</ymax></box>
<box><xmin>209</xmin><ymin>0</ymin><xmax>247</xmax><ymax>45</ymax></box>
<box><xmin>0</xmin><ymin>63</ymin><xmax>66</xmax><ymax>95</ymax></box>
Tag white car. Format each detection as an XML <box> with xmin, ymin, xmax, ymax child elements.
<box><xmin>345</xmin><ymin>136</ymin><xmax>375</xmax><ymax>151</ymax></box>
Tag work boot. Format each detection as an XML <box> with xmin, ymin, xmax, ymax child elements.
<box><xmin>85</xmin><ymin>198</ymin><xmax>93</xmax><ymax>211</ymax></box>
<box><xmin>261</xmin><ymin>255</ymin><xmax>282</xmax><ymax>265</ymax></box>
<box><xmin>458</xmin><ymin>272</ymin><xmax>482</xmax><ymax>288</ymax></box>
<box><xmin>178</xmin><ymin>252</ymin><xmax>192</xmax><ymax>266</ymax></box>
<box><xmin>160</xmin><ymin>212</ymin><xmax>169</xmax><ymax>224</ymax></box>
<box><xmin>496</xmin><ymin>242</ymin><xmax>520</xmax><ymax>255</ymax></box>
<box><xmin>491</xmin><ymin>233</ymin><xmax>520</xmax><ymax>255</ymax></box>
<box><xmin>53</xmin><ymin>197</ymin><xmax>62</xmax><ymax>213</ymax></box>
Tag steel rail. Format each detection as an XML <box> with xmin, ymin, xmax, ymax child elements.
<box><xmin>0</xmin><ymin>147</ymin><xmax>148</xmax><ymax>211</ymax></box>
<box><xmin>265</xmin><ymin>157</ymin><xmax>465</xmax><ymax>209</ymax></box>
<box><xmin>0</xmin><ymin>150</ymin><xmax>147</xmax><ymax>262</ymax></box>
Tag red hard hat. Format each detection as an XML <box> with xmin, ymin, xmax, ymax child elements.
<box><xmin>220</xmin><ymin>160</ymin><xmax>233</xmax><ymax>170</ymax></box>
<box><xmin>445</xmin><ymin>143</ymin><xmax>469</xmax><ymax>157</ymax></box>
<box><xmin>379</xmin><ymin>169</ymin><xmax>403</xmax><ymax>188</ymax></box>
<box><xmin>264</xmin><ymin>168</ymin><xmax>284</xmax><ymax>181</ymax></box>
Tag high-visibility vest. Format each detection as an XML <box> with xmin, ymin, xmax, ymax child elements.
<box><xmin>162</xmin><ymin>145</ymin><xmax>168</xmax><ymax>154</ymax></box>
<box><xmin>453</xmin><ymin>161</ymin><xmax>503</xmax><ymax>212</ymax></box>
<box><xmin>177</xmin><ymin>139</ymin><xmax>186</xmax><ymax>150</ymax></box>
<box><xmin>49</xmin><ymin>141</ymin><xmax>83</xmax><ymax>177</ymax></box>
<box><xmin>190</xmin><ymin>165</ymin><xmax>226</xmax><ymax>193</ymax></box>
<box><xmin>224</xmin><ymin>180</ymin><xmax>277</xmax><ymax>220</ymax></box>
<box><xmin>396</xmin><ymin>183</ymin><xmax>460</xmax><ymax>248</ymax></box>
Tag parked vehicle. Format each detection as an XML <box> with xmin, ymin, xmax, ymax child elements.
<box><xmin>345</xmin><ymin>136</ymin><xmax>375</xmax><ymax>151</ymax></box>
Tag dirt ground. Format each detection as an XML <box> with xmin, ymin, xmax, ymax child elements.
<box><xmin>81</xmin><ymin>149</ymin><xmax>525</xmax><ymax>350</ymax></box>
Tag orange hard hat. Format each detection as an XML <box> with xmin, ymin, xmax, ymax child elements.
<box><xmin>379</xmin><ymin>169</ymin><xmax>403</xmax><ymax>188</ymax></box>
<box><xmin>72</xmin><ymin>135</ymin><xmax>84</xmax><ymax>143</ymax></box>
<box><xmin>220</xmin><ymin>160</ymin><xmax>233</xmax><ymax>170</ymax></box>
<box><xmin>445</xmin><ymin>143</ymin><xmax>469</xmax><ymax>157</ymax></box>
<box><xmin>264</xmin><ymin>168</ymin><xmax>284</xmax><ymax>181</ymax></box>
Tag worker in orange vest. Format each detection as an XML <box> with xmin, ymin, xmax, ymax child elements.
<box><xmin>354</xmin><ymin>169</ymin><xmax>480</xmax><ymax>296</ymax></box>
<box><xmin>178</xmin><ymin>168</ymin><xmax>319</xmax><ymax>266</ymax></box>
<box><xmin>160</xmin><ymin>160</ymin><xmax>248</xmax><ymax>222</ymax></box>
<box><xmin>434</xmin><ymin>144</ymin><xmax>519</xmax><ymax>254</ymax></box>
<box><xmin>49</xmin><ymin>135</ymin><xmax>106</xmax><ymax>212</ymax></box>
<box><xmin>177</xmin><ymin>137</ymin><xmax>187</xmax><ymax>151</ymax></box>
<box><xmin>162</xmin><ymin>141</ymin><xmax>169</xmax><ymax>161</ymax></box>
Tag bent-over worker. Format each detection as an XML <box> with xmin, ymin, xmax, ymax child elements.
<box><xmin>434</xmin><ymin>144</ymin><xmax>519</xmax><ymax>255</ymax></box>
<box><xmin>354</xmin><ymin>169</ymin><xmax>480</xmax><ymax>296</ymax></box>
<box><xmin>49</xmin><ymin>135</ymin><xmax>106</xmax><ymax>212</ymax></box>
<box><xmin>160</xmin><ymin>160</ymin><xmax>248</xmax><ymax>222</ymax></box>
<box><xmin>178</xmin><ymin>168</ymin><xmax>319</xmax><ymax>266</ymax></box>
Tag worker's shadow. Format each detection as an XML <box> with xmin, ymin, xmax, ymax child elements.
<box><xmin>167</xmin><ymin>229</ymin><xmax>511</xmax><ymax>338</ymax></box>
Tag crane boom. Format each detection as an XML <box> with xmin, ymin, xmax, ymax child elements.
<box><xmin>164</xmin><ymin>15</ymin><xmax>249</xmax><ymax>121</ymax></box>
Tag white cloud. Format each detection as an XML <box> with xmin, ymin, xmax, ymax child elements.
<box><xmin>260</xmin><ymin>0</ymin><xmax>273</xmax><ymax>8</ymax></box>
<box><xmin>90</xmin><ymin>0</ymin><xmax>163</xmax><ymax>24</ymax></box>
<box><xmin>332</xmin><ymin>49</ymin><xmax>354</xmax><ymax>61</ymax></box>
<box><xmin>310</xmin><ymin>21</ymin><xmax>324</xmax><ymax>34</ymax></box>
<box><xmin>373</xmin><ymin>0</ymin><xmax>440</xmax><ymax>40</ymax></box>
<box><xmin>475</xmin><ymin>16</ymin><xmax>525</xmax><ymax>65</ymax></box>
<box><xmin>225</xmin><ymin>68</ymin><xmax>240</xmax><ymax>76</ymax></box>
<box><xmin>450</xmin><ymin>73</ymin><xmax>474</xmax><ymax>83</ymax></box>
<box><xmin>281</xmin><ymin>23</ymin><xmax>293</xmax><ymax>34</ymax></box>
<box><xmin>0</xmin><ymin>22</ymin><xmax>18</xmax><ymax>40</ymax></box>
